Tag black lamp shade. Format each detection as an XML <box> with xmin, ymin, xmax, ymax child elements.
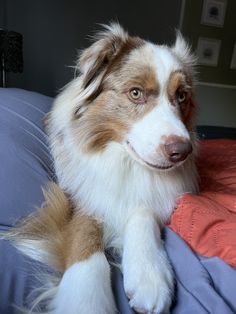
<box><xmin>0</xmin><ymin>30</ymin><xmax>23</xmax><ymax>73</ymax></box>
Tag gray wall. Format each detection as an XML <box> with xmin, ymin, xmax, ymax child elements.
<box><xmin>1</xmin><ymin>0</ymin><xmax>236</xmax><ymax>127</ymax></box>
<box><xmin>3</xmin><ymin>0</ymin><xmax>182</xmax><ymax>96</ymax></box>
<box><xmin>0</xmin><ymin>0</ymin><xmax>6</xmax><ymax>27</ymax></box>
<box><xmin>181</xmin><ymin>0</ymin><xmax>236</xmax><ymax>86</ymax></box>
<box><xmin>196</xmin><ymin>84</ymin><xmax>236</xmax><ymax>127</ymax></box>
<box><xmin>180</xmin><ymin>0</ymin><xmax>236</xmax><ymax>128</ymax></box>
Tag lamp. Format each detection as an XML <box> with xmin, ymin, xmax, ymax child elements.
<box><xmin>0</xmin><ymin>29</ymin><xmax>23</xmax><ymax>87</ymax></box>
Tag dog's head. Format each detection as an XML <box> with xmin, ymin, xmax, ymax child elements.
<box><xmin>70</xmin><ymin>24</ymin><xmax>197</xmax><ymax>171</ymax></box>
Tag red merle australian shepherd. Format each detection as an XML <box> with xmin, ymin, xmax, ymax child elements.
<box><xmin>6</xmin><ymin>24</ymin><xmax>198</xmax><ymax>314</ymax></box>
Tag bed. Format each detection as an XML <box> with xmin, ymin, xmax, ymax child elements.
<box><xmin>0</xmin><ymin>87</ymin><xmax>236</xmax><ymax>314</ymax></box>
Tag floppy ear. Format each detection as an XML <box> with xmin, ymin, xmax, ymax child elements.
<box><xmin>77</xmin><ymin>23</ymin><xmax>129</xmax><ymax>92</ymax></box>
<box><xmin>172</xmin><ymin>31</ymin><xmax>197</xmax><ymax>70</ymax></box>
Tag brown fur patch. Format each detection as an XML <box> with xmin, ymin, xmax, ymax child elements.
<box><xmin>73</xmin><ymin>59</ymin><xmax>160</xmax><ymax>153</ymax></box>
<box><xmin>86</xmin><ymin>119</ymin><xmax>125</xmax><ymax>152</ymax></box>
<box><xmin>81</xmin><ymin>35</ymin><xmax>145</xmax><ymax>103</ymax></box>
<box><xmin>81</xmin><ymin>41</ymin><xmax>113</xmax><ymax>90</ymax></box>
<box><xmin>117</xmin><ymin>65</ymin><xmax>160</xmax><ymax>97</ymax></box>
<box><xmin>104</xmin><ymin>36</ymin><xmax>145</xmax><ymax>77</ymax></box>
<box><xmin>3</xmin><ymin>183</ymin><xmax>103</xmax><ymax>272</ymax></box>
<box><xmin>167</xmin><ymin>71</ymin><xmax>190</xmax><ymax>103</ymax></box>
<box><xmin>63</xmin><ymin>213</ymin><xmax>103</xmax><ymax>270</ymax></box>
<box><xmin>182</xmin><ymin>96</ymin><xmax>197</xmax><ymax>131</ymax></box>
<box><xmin>167</xmin><ymin>70</ymin><xmax>196</xmax><ymax>130</ymax></box>
<box><xmin>74</xmin><ymin>91</ymin><xmax>128</xmax><ymax>153</ymax></box>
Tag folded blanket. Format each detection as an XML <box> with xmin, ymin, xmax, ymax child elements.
<box><xmin>169</xmin><ymin>139</ymin><xmax>236</xmax><ymax>269</ymax></box>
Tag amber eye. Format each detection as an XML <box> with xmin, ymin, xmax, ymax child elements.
<box><xmin>129</xmin><ymin>88</ymin><xmax>143</xmax><ymax>100</ymax></box>
<box><xmin>177</xmin><ymin>91</ymin><xmax>187</xmax><ymax>103</ymax></box>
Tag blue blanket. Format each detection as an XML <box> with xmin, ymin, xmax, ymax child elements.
<box><xmin>0</xmin><ymin>88</ymin><xmax>235</xmax><ymax>314</ymax></box>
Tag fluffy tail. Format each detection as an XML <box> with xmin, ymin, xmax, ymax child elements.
<box><xmin>1</xmin><ymin>183</ymin><xmax>74</xmax><ymax>313</ymax></box>
<box><xmin>2</xmin><ymin>182</ymin><xmax>73</xmax><ymax>272</ymax></box>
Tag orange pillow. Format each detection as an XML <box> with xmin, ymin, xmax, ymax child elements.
<box><xmin>169</xmin><ymin>140</ymin><xmax>236</xmax><ymax>268</ymax></box>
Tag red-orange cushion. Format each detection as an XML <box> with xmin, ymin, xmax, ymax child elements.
<box><xmin>169</xmin><ymin>140</ymin><xmax>236</xmax><ymax>268</ymax></box>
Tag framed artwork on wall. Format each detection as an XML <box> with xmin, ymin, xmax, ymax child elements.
<box><xmin>181</xmin><ymin>0</ymin><xmax>236</xmax><ymax>86</ymax></box>
<box><xmin>197</xmin><ymin>37</ymin><xmax>221</xmax><ymax>66</ymax></box>
<box><xmin>201</xmin><ymin>0</ymin><xmax>227</xmax><ymax>27</ymax></box>
<box><xmin>230</xmin><ymin>43</ymin><xmax>236</xmax><ymax>69</ymax></box>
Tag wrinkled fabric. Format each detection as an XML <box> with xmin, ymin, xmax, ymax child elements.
<box><xmin>0</xmin><ymin>88</ymin><xmax>53</xmax><ymax>313</ymax></box>
<box><xmin>169</xmin><ymin>140</ymin><xmax>236</xmax><ymax>269</ymax></box>
<box><xmin>112</xmin><ymin>228</ymin><xmax>236</xmax><ymax>314</ymax></box>
<box><xmin>0</xmin><ymin>88</ymin><xmax>54</xmax><ymax>227</ymax></box>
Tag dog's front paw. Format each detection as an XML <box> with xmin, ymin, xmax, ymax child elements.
<box><xmin>123</xmin><ymin>253</ymin><xmax>174</xmax><ymax>314</ymax></box>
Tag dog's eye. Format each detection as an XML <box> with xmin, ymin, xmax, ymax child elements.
<box><xmin>177</xmin><ymin>91</ymin><xmax>187</xmax><ymax>103</ymax></box>
<box><xmin>130</xmin><ymin>88</ymin><xmax>142</xmax><ymax>99</ymax></box>
<box><xmin>128</xmin><ymin>88</ymin><xmax>146</xmax><ymax>104</ymax></box>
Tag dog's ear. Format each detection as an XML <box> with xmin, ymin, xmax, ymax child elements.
<box><xmin>77</xmin><ymin>23</ymin><xmax>129</xmax><ymax>96</ymax></box>
<box><xmin>172</xmin><ymin>32</ymin><xmax>197</xmax><ymax>130</ymax></box>
<box><xmin>172</xmin><ymin>31</ymin><xmax>197</xmax><ymax>71</ymax></box>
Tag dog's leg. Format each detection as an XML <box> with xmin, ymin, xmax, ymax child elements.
<box><xmin>48</xmin><ymin>213</ymin><xmax>117</xmax><ymax>314</ymax></box>
<box><xmin>122</xmin><ymin>208</ymin><xmax>174</xmax><ymax>314</ymax></box>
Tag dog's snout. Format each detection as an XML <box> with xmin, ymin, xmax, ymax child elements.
<box><xmin>164</xmin><ymin>136</ymin><xmax>192</xmax><ymax>163</ymax></box>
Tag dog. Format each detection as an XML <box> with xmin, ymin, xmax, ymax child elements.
<box><xmin>6</xmin><ymin>24</ymin><xmax>198</xmax><ymax>314</ymax></box>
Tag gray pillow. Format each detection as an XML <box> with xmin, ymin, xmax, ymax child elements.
<box><xmin>0</xmin><ymin>88</ymin><xmax>53</xmax><ymax>313</ymax></box>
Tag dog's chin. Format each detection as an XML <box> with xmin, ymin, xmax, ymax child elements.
<box><xmin>124</xmin><ymin>141</ymin><xmax>176</xmax><ymax>172</ymax></box>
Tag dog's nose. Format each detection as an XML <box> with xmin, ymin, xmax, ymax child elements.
<box><xmin>164</xmin><ymin>137</ymin><xmax>193</xmax><ymax>163</ymax></box>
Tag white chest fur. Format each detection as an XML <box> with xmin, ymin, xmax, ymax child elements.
<box><xmin>54</xmin><ymin>140</ymin><xmax>197</xmax><ymax>248</ymax></box>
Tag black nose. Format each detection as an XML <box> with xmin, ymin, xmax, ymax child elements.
<box><xmin>164</xmin><ymin>137</ymin><xmax>193</xmax><ymax>163</ymax></box>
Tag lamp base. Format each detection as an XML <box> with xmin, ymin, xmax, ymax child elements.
<box><xmin>1</xmin><ymin>69</ymin><xmax>6</xmax><ymax>87</ymax></box>
<box><xmin>1</xmin><ymin>53</ymin><xmax>6</xmax><ymax>87</ymax></box>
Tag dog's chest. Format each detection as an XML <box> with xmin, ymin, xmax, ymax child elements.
<box><xmin>55</xmin><ymin>143</ymin><xmax>196</xmax><ymax>232</ymax></box>
<box><xmin>72</xmin><ymin>158</ymin><xmax>186</xmax><ymax>225</ymax></box>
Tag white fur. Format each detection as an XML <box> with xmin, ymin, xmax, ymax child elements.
<box><xmin>52</xmin><ymin>140</ymin><xmax>197</xmax><ymax>246</ymax></box>
<box><xmin>122</xmin><ymin>209</ymin><xmax>173</xmax><ymax>313</ymax></box>
<box><xmin>172</xmin><ymin>31</ymin><xmax>197</xmax><ymax>70</ymax></box>
<box><xmin>126</xmin><ymin>100</ymin><xmax>190</xmax><ymax>168</ymax></box>
<box><xmin>15</xmin><ymin>239</ymin><xmax>52</xmax><ymax>266</ymax></box>
<box><xmin>49</xmin><ymin>253</ymin><xmax>116</xmax><ymax>314</ymax></box>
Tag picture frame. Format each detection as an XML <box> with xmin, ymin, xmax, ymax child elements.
<box><xmin>201</xmin><ymin>0</ymin><xmax>227</xmax><ymax>27</ymax></box>
<box><xmin>230</xmin><ymin>43</ymin><xmax>236</xmax><ymax>70</ymax></box>
<box><xmin>197</xmin><ymin>37</ymin><xmax>221</xmax><ymax>66</ymax></box>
